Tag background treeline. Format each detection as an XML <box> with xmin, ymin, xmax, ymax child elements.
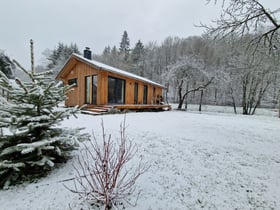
<box><xmin>95</xmin><ymin>32</ymin><xmax>280</xmax><ymax>112</ymax></box>
<box><xmin>1</xmin><ymin>31</ymin><xmax>279</xmax><ymax>112</ymax></box>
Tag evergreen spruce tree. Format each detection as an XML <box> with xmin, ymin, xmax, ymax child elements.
<box><xmin>111</xmin><ymin>46</ymin><xmax>119</xmax><ymax>63</ymax></box>
<box><xmin>101</xmin><ymin>46</ymin><xmax>111</xmax><ymax>64</ymax></box>
<box><xmin>119</xmin><ymin>30</ymin><xmax>130</xmax><ymax>61</ymax></box>
<box><xmin>131</xmin><ymin>40</ymin><xmax>145</xmax><ymax>63</ymax></box>
<box><xmin>102</xmin><ymin>45</ymin><xmax>111</xmax><ymax>57</ymax></box>
<box><xmin>46</xmin><ymin>42</ymin><xmax>81</xmax><ymax>78</ymax></box>
<box><xmin>0</xmin><ymin>40</ymin><xmax>89</xmax><ymax>188</ymax></box>
<box><xmin>131</xmin><ymin>40</ymin><xmax>145</xmax><ymax>76</ymax></box>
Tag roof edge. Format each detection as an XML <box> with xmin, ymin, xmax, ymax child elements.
<box><xmin>55</xmin><ymin>54</ymin><xmax>74</xmax><ymax>80</ymax></box>
<box><xmin>56</xmin><ymin>53</ymin><xmax>166</xmax><ymax>89</ymax></box>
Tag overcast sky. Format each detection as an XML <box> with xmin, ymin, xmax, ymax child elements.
<box><xmin>0</xmin><ymin>0</ymin><xmax>278</xmax><ymax>68</ymax></box>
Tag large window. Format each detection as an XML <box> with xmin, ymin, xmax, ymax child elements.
<box><xmin>143</xmin><ymin>85</ymin><xmax>148</xmax><ymax>104</ymax></box>
<box><xmin>134</xmin><ymin>82</ymin><xmax>138</xmax><ymax>104</ymax></box>
<box><xmin>85</xmin><ymin>76</ymin><xmax>91</xmax><ymax>104</ymax></box>
<box><xmin>92</xmin><ymin>75</ymin><xmax>98</xmax><ymax>104</ymax></box>
<box><xmin>108</xmin><ymin>76</ymin><xmax>125</xmax><ymax>104</ymax></box>
<box><xmin>85</xmin><ymin>75</ymin><xmax>98</xmax><ymax>104</ymax></box>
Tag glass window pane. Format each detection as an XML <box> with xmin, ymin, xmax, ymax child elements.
<box><xmin>143</xmin><ymin>85</ymin><xmax>148</xmax><ymax>104</ymax></box>
<box><xmin>92</xmin><ymin>75</ymin><xmax>98</xmax><ymax>104</ymax></box>
<box><xmin>85</xmin><ymin>76</ymin><xmax>91</xmax><ymax>104</ymax></box>
<box><xmin>108</xmin><ymin>76</ymin><xmax>125</xmax><ymax>104</ymax></box>
<box><xmin>134</xmin><ymin>83</ymin><xmax>138</xmax><ymax>104</ymax></box>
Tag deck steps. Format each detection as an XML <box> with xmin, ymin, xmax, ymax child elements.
<box><xmin>88</xmin><ymin>108</ymin><xmax>108</xmax><ymax>113</ymax></box>
<box><xmin>81</xmin><ymin>104</ymin><xmax>171</xmax><ymax>115</ymax></box>
<box><xmin>81</xmin><ymin>110</ymin><xmax>102</xmax><ymax>115</ymax></box>
<box><xmin>82</xmin><ymin>105</ymin><xmax>114</xmax><ymax>115</ymax></box>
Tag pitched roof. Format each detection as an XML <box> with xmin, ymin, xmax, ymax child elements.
<box><xmin>56</xmin><ymin>53</ymin><xmax>165</xmax><ymax>88</ymax></box>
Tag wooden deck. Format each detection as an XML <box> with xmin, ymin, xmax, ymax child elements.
<box><xmin>113</xmin><ymin>104</ymin><xmax>171</xmax><ymax>111</ymax></box>
<box><xmin>82</xmin><ymin>104</ymin><xmax>171</xmax><ymax>115</ymax></box>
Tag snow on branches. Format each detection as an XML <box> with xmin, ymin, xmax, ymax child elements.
<box><xmin>0</xmin><ymin>40</ymin><xmax>89</xmax><ymax>188</ymax></box>
<box><xmin>64</xmin><ymin>119</ymin><xmax>148</xmax><ymax>210</ymax></box>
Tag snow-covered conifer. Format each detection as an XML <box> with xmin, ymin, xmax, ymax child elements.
<box><xmin>0</xmin><ymin>40</ymin><xmax>88</xmax><ymax>188</ymax></box>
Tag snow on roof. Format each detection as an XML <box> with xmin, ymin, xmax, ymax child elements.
<box><xmin>72</xmin><ymin>53</ymin><xmax>165</xmax><ymax>88</ymax></box>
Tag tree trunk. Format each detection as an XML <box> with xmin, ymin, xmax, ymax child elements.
<box><xmin>242</xmin><ymin>74</ymin><xmax>249</xmax><ymax>115</ymax></box>
<box><xmin>272</xmin><ymin>75</ymin><xmax>278</xmax><ymax>109</ymax></box>
<box><xmin>184</xmin><ymin>81</ymin><xmax>189</xmax><ymax>110</ymax></box>
<box><xmin>165</xmin><ymin>83</ymin><xmax>169</xmax><ymax>104</ymax></box>
<box><xmin>252</xmin><ymin>87</ymin><xmax>264</xmax><ymax>115</ymax></box>
<box><xmin>229</xmin><ymin>87</ymin><xmax>237</xmax><ymax>114</ymax></box>
<box><xmin>278</xmin><ymin>90</ymin><xmax>280</xmax><ymax>118</ymax></box>
<box><xmin>233</xmin><ymin>100</ymin><xmax>237</xmax><ymax>114</ymax></box>
<box><xmin>248</xmin><ymin>76</ymin><xmax>261</xmax><ymax>115</ymax></box>
<box><xmin>178</xmin><ymin>98</ymin><xmax>184</xmax><ymax>109</ymax></box>
<box><xmin>278</xmin><ymin>105</ymin><xmax>280</xmax><ymax>118</ymax></box>
<box><xmin>214</xmin><ymin>88</ymin><xmax>218</xmax><ymax>105</ymax></box>
<box><xmin>177</xmin><ymin>80</ymin><xmax>184</xmax><ymax>109</ymax></box>
<box><xmin>199</xmin><ymin>90</ymin><xmax>203</xmax><ymax>112</ymax></box>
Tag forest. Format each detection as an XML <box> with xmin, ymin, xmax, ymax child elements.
<box><xmin>96</xmin><ymin>33</ymin><xmax>280</xmax><ymax>114</ymax></box>
<box><xmin>1</xmin><ymin>33</ymin><xmax>279</xmax><ymax>115</ymax></box>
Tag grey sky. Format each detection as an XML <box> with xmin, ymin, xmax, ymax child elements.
<box><xmin>0</xmin><ymin>0</ymin><xmax>277</xmax><ymax>69</ymax></box>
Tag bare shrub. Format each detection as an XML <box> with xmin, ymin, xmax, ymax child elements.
<box><xmin>64</xmin><ymin>119</ymin><xmax>148</xmax><ymax>210</ymax></box>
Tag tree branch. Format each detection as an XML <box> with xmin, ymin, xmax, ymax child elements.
<box><xmin>183</xmin><ymin>77</ymin><xmax>214</xmax><ymax>99</ymax></box>
<box><xmin>201</xmin><ymin>0</ymin><xmax>280</xmax><ymax>51</ymax></box>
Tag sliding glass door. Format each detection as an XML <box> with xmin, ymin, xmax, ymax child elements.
<box><xmin>134</xmin><ymin>82</ymin><xmax>138</xmax><ymax>104</ymax></box>
<box><xmin>85</xmin><ymin>75</ymin><xmax>98</xmax><ymax>104</ymax></box>
<box><xmin>108</xmin><ymin>76</ymin><xmax>125</xmax><ymax>104</ymax></box>
<box><xmin>143</xmin><ymin>85</ymin><xmax>148</xmax><ymax>104</ymax></box>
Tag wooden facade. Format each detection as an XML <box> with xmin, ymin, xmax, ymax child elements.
<box><xmin>56</xmin><ymin>53</ymin><xmax>166</xmax><ymax>108</ymax></box>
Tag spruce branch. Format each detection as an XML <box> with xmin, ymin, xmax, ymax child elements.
<box><xmin>0</xmin><ymin>40</ymin><xmax>89</xmax><ymax>188</ymax></box>
<box><xmin>15</xmin><ymin>78</ymin><xmax>28</xmax><ymax>94</ymax></box>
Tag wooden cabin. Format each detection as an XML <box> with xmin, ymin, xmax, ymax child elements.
<box><xmin>56</xmin><ymin>48</ymin><xmax>170</xmax><ymax>112</ymax></box>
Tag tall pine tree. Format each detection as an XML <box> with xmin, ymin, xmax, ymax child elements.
<box><xmin>131</xmin><ymin>40</ymin><xmax>145</xmax><ymax>76</ymax></box>
<box><xmin>0</xmin><ymin>40</ymin><xmax>89</xmax><ymax>188</ymax></box>
<box><xmin>45</xmin><ymin>42</ymin><xmax>80</xmax><ymax>78</ymax></box>
<box><xmin>119</xmin><ymin>31</ymin><xmax>130</xmax><ymax>61</ymax></box>
<box><xmin>131</xmin><ymin>40</ymin><xmax>145</xmax><ymax>63</ymax></box>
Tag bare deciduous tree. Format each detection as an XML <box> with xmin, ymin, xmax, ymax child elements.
<box><xmin>64</xmin><ymin>119</ymin><xmax>148</xmax><ymax>210</ymax></box>
<box><xmin>203</xmin><ymin>0</ymin><xmax>280</xmax><ymax>51</ymax></box>
<box><xmin>164</xmin><ymin>54</ymin><xmax>215</xmax><ymax>109</ymax></box>
<box><xmin>241</xmin><ymin>68</ymin><xmax>273</xmax><ymax>115</ymax></box>
<box><xmin>177</xmin><ymin>77</ymin><xmax>214</xmax><ymax>109</ymax></box>
<box><xmin>217</xmin><ymin>38</ymin><xmax>277</xmax><ymax>115</ymax></box>
<box><xmin>201</xmin><ymin>0</ymin><xmax>280</xmax><ymax>114</ymax></box>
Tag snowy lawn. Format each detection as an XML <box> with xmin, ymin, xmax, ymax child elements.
<box><xmin>0</xmin><ymin>110</ymin><xmax>280</xmax><ymax>209</ymax></box>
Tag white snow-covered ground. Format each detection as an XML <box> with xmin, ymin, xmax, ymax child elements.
<box><xmin>1</xmin><ymin>109</ymin><xmax>280</xmax><ymax>210</ymax></box>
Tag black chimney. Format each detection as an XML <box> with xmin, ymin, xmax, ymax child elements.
<box><xmin>83</xmin><ymin>47</ymin><xmax>92</xmax><ymax>60</ymax></box>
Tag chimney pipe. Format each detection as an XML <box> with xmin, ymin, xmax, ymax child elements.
<box><xmin>83</xmin><ymin>47</ymin><xmax>92</xmax><ymax>60</ymax></box>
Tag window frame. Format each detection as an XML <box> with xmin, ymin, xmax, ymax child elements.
<box><xmin>68</xmin><ymin>78</ymin><xmax>78</xmax><ymax>87</ymax></box>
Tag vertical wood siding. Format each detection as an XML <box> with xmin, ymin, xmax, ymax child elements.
<box><xmin>62</xmin><ymin>60</ymin><xmax>163</xmax><ymax>107</ymax></box>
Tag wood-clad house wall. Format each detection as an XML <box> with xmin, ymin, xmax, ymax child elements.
<box><xmin>62</xmin><ymin>60</ymin><xmax>164</xmax><ymax>107</ymax></box>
